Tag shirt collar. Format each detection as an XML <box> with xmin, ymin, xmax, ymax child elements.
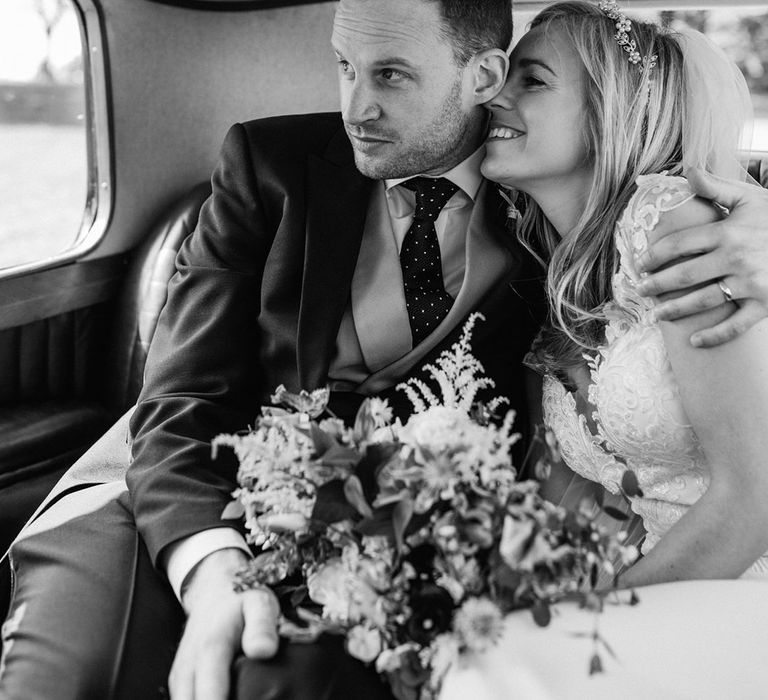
<box><xmin>384</xmin><ymin>145</ymin><xmax>486</xmax><ymax>202</ymax></box>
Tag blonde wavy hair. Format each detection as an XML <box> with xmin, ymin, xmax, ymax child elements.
<box><xmin>521</xmin><ymin>2</ymin><xmax>687</xmax><ymax>376</ymax></box>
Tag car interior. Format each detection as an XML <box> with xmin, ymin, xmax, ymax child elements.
<box><xmin>1</xmin><ymin>0</ymin><xmax>767</xmax><ymax>623</ymax></box>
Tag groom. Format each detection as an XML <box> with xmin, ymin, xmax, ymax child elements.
<box><xmin>3</xmin><ymin>0</ymin><xmax>768</xmax><ymax>699</ymax></box>
<box><xmin>1</xmin><ymin>1</ymin><xmax>537</xmax><ymax>699</ymax></box>
<box><xmin>137</xmin><ymin>2</ymin><xmax>538</xmax><ymax>699</ymax></box>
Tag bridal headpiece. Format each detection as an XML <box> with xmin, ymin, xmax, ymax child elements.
<box><xmin>598</xmin><ymin>0</ymin><xmax>657</xmax><ymax>73</ymax></box>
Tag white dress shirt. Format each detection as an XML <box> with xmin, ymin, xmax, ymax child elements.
<box><xmin>164</xmin><ymin>147</ymin><xmax>487</xmax><ymax>600</ymax></box>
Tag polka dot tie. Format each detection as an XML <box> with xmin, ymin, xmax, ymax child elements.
<box><xmin>400</xmin><ymin>176</ymin><xmax>459</xmax><ymax>345</ymax></box>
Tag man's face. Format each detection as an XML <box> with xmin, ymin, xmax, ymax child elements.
<box><xmin>332</xmin><ymin>0</ymin><xmax>483</xmax><ymax>179</ymax></box>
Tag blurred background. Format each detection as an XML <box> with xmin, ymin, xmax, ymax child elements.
<box><xmin>1</xmin><ymin>0</ymin><xmax>767</xmax><ymax>270</ymax></box>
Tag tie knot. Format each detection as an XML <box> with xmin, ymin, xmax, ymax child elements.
<box><xmin>402</xmin><ymin>176</ymin><xmax>459</xmax><ymax>223</ymax></box>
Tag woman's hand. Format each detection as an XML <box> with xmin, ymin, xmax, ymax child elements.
<box><xmin>634</xmin><ymin>168</ymin><xmax>768</xmax><ymax>348</ymax></box>
<box><xmin>620</xmin><ymin>195</ymin><xmax>768</xmax><ymax>588</ymax></box>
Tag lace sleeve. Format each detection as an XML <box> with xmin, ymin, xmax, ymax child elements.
<box><xmin>611</xmin><ymin>174</ymin><xmax>696</xmax><ymax>318</ymax></box>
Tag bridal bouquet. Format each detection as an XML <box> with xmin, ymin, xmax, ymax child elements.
<box><xmin>214</xmin><ymin>314</ymin><xmax>639</xmax><ymax>700</ymax></box>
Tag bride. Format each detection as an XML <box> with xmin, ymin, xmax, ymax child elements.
<box><xmin>444</xmin><ymin>1</ymin><xmax>768</xmax><ymax>697</ymax></box>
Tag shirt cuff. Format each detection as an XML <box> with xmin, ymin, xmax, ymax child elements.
<box><xmin>165</xmin><ymin>528</ymin><xmax>251</xmax><ymax>601</ymax></box>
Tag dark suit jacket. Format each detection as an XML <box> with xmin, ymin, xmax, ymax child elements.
<box><xmin>127</xmin><ymin>112</ymin><xmax>545</xmax><ymax>566</ymax></box>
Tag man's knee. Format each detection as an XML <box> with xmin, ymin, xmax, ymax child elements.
<box><xmin>0</xmin><ymin>492</ymin><xmax>181</xmax><ymax>700</ymax></box>
<box><xmin>232</xmin><ymin>635</ymin><xmax>394</xmax><ymax>700</ymax></box>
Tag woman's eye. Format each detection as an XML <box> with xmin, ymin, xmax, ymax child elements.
<box><xmin>524</xmin><ymin>75</ymin><xmax>545</xmax><ymax>88</ymax></box>
<box><xmin>338</xmin><ymin>60</ymin><xmax>354</xmax><ymax>76</ymax></box>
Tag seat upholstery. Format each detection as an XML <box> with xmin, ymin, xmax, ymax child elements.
<box><xmin>0</xmin><ymin>182</ymin><xmax>212</xmax><ymax>626</ymax></box>
<box><xmin>0</xmin><ymin>183</ymin><xmax>212</xmax><ymax>560</ymax></box>
<box><xmin>103</xmin><ymin>181</ymin><xmax>212</xmax><ymax>412</ymax></box>
<box><xmin>2</xmin><ymin>158</ymin><xmax>768</xmax><ymax>616</ymax></box>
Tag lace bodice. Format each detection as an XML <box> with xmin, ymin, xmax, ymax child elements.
<box><xmin>541</xmin><ymin>174</ymin><xmax>767</xmax><ymax>573</ymax></box>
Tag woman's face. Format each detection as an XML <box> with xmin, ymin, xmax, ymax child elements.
<box><xmin>481</xmin><ymin>24</ymin><xmax>593</xmax><ymax>194</ymax></box>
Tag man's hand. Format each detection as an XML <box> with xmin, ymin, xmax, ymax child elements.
<box><xmin>168</xmin><ymin>548</ymin><xmax>280</xmax><ymax>700</ymax></box>
<box><xmin>634</xmin><ymin>168</ymin><xmax>768</xmax><ymax>347</ymax></box>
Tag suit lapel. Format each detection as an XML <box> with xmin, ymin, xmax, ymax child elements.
<box><xmin>298</xmin><ymin>128</ymin><xmax>374</xmax><ymax>390</ymax></box>
<box><xmin>355</xmin><ymin>179</ymin><xmax>523</xmax><ymax>395</ymax></box>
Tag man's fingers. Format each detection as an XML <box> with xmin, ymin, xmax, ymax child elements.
<box><xmin>635</xmin><ymin>223</ymin><xmax>719</xmax><ymax>273</ymax></box>
<box><xmin>686</xmin><ymin>167</ymin><xmax>749</xmax><ymax>211</ymax></box>
<box><xmin>193</xmin><ymin>645</ymin><xmax>235</xmax><ymax>700</ymax></box>
<box><xmin>168</xmin><ymin>652</ymin><xmax>195</xmax><ymax>700</ymax></box>
<box><xmin>241</xmin><ymin>588</ymin><xmax>281</xmax><ymax>659</ymax></box>
<box><xmin>690</xmin><ymin>300</ymin><xmax>764</xmax><ymax>348</ymax></box>
<box><xmin>654</xmin><ymin>278</ymin><xmax>739</xmax><ymax>321</ymax></box>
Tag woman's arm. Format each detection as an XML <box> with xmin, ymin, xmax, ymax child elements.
<box><xmin>622</xmin><ymin>195</ymin><xmax>768</xmax><ymax>587</ymax></box>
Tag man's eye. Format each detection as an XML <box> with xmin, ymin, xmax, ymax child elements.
<box><xmin>381</xmin><ymin>68</ymin><xmax>406</xmax><ymax>82</ymax></box>
<box><xmin>338</xmin><ymin>60</ymin><xmax>355</xmax><ymax>77</ymax></box>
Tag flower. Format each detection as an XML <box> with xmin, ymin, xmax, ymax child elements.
<box><xmin>407</xmin><ymin>583</ymin><xmax>455</xmax><ymax>646</ymax></box>
<box><xmin>499</xmin><ymin>516</ymin><xmax>535</xmax><ymax>568</ymax></box>
<box><xmin>257</xmin><ymin>512</ymin><xmax>309</xmax><ymax>534</ymax></box>
<box><xmin>346</xmin><ymin>625</ymin><xmax>383</xmax><ymax>663</ymax></box>
<box><xmin>307</xmin><ymin>559</ymin><xmax>354</xmax><ymax>622</ymax></box>
<box><xmin>308</xmin><ymin>556</ymin><xmax>386</xmax><ymax>627</ymax></box>
<box><xmin>453</xmin><ymin>597</ymin><xmax>504</xmax><ymax>653</ymax></box>
<box><xmin>271</xmin><ymin>384</ymin><xmax>330</xmax><ymax>418</ymax></box>
<box><xmin>427</xmin><ymin>634</ymin><xmax>460</xmax><ymax>688</ymax></box>
<box><xmin>379</xmin><ymin>646</ymin><xmax>430</xmax><ymax>700</ymax></box>
<box><xmin>399</xmin><ymin>406</ymin><xmax>470</xmax><ymax>450</ymax></box>
<box><xmin>368</xmin><ymin>397</ymin><xmax>394</xmax><ymax>429</ymax></box>
<box><xmin>216</xmin><ymin>316</ymin><xmax>637</xmax><ymax>700</ymax></box>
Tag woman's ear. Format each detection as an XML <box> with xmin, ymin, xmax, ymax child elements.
<box><xmin>469</xmin><ymin>48</ymin><xmax>509</xmax><ymax>105</ymax></box>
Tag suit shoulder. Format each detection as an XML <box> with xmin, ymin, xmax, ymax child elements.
<box><xmin>238</xmin><ymin>112</ymin><xmax>343</xmax><ymax>154</ymax></box>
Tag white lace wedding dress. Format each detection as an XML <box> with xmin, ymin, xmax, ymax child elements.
<box><xmin>440</xmin><ymin>175</ymin><xmax>768</xmax><ymax>700</ymax></box>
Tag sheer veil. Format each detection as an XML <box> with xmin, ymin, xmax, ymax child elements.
<box><xmin>677</xmin><ymin>27</ymin><xmax>756</xmax><ymax>185</ymax></box>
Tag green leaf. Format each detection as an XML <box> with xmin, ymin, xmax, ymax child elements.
<box><xmin>290</xmin><ymin>585</ymin><xmax>309</xmax><ymax>608</ymax></box>
<box><xmin>221</xmin><ymin>500</ymin><xmax>246</xmax><ymax>520</ymax></box>
<box><xmin>589</xmin><ymin>653</ymin><xmax>604</xmax><ymax>675</ymax></box>
<box><xmin>311</xmin><ymin>479</ymin><xmax>358</xmax><ymax>524</ymax></box>
<box><xmin>354</xmin><ymin>442</ymin><xmax>401</xmax><ymax>502</ymax></box>
<box><xmin>320</xmin><ymin>443</ymin><xmax>361</xmax><ymax>470</ymax></box>
<box><xmin>307</xmin><ymin>423</ymin><xmax>337</xmax><ymax>456</ymax></box>
<box><xmin>343</xmin><ymin>475</ymin><xmax>373</xmax><ymax>518</ymax></box>
<box><xmin>531</xmin><ymin>600</ymin><xmax>551</xmax><ymax>627</ymax></box>
<box><xmin>599</xmin><ymin>635</ymin><xmax>618</xmax><ymax>660</ymax></box>
<box><xmin>534</xmin><ymin>458</ymin><xmax>551</xmax><ymax>481</ymax></box>
<box><xmin>392</xmin><ymin>496</ymin><xmax>415</xmax><ymax>552</ymax></box>
<box><xmin>621</xmin><ymin>470</ymin><xmax>644</xmax><ymax>498</ymax></box>
<box><xmin>594</xmin><ymin>486</ymin><xmax>605</xmax><ymax>509</ymax></box>
<box><xmin>355</xmin><ymin>504</ymin><xmax>397</xmax><ymax>540</ymax></box>
<box><xmin>603</xmin><ymin>505</ymin><xmax>629</xmax><ymax>521</ymax></box>
<box><xmin>581</xmin><ymin>592</ymin><xmax>604</xmax><ymax>613</ymax></box>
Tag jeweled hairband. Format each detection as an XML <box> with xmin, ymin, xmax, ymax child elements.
<box><xmin>598</xmin><ymin>0</ymin><xmax>658</xmax><ymax>74</ymax></box>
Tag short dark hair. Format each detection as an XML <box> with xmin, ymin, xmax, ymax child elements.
<box><xmin>430</xmin><ymin>0</ymin><xmax>514</xmax><ymax>65</ymax></box>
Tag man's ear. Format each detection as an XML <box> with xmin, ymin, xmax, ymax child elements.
<box><xmin>468</xmin><ymin>48</ymin><xmax>509</xmax><ymax>105</ymax></box>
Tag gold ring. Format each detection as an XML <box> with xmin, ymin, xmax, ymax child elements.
<box><xmin>717</xmin><ymin>279</ymin><xmax>735</xmax><ymax>304</ymax></box>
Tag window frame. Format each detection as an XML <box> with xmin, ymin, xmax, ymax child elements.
<box><xmin>0</xmin><ymin>0</ymin><xmax>112</xmax><ymax>282</ymax></box>
<box><xmin>0</xmin><ymin>0</ymin><xmax>764</xmax><ymax>280</ymax></box>
<box><xmin>514</xmin><ymin>0</ymin><xmax>768</xmax><ymax>9</ymax></box>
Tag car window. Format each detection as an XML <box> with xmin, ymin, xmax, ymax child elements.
<box><xmin>0</xmin><ymin>0</ymin><xmax>88</xmax><ymax>270</ymax></box>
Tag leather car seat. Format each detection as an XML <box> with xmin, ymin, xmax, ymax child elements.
<box><xmin>0</xmin><ymin>182</ymin><xmax>211</xmax><ymax>622</ymax></box>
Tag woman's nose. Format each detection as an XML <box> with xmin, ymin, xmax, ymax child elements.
<box><xmin>485</xmin><ymin>81</ymin><xmax>516</xmax><ymax>111</ymax></box>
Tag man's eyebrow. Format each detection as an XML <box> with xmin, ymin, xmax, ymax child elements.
<box><xmin>372</xmin><ymin>56</ymin><xmax>415</xmax><ymax>68</ymax></box>
<box><xmin>517</xmin><ymin>57</ymin><xmax>556</xmax><ymax>76</ymax></box>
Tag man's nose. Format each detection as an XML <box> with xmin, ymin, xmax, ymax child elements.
<box><xmin>342</xmin><ymin>79</ymin><xmax>381</xmax><ymax>125</ymax></box>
